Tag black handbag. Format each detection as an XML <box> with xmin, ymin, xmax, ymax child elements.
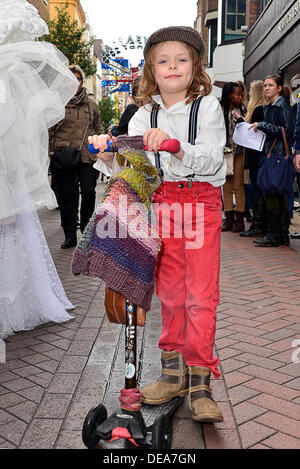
<box><xmin>257</xmin><ymin>127</ymin><xmax>296</xmax><ymax>195</ymax></box>
<box><xmin>50</xmin><ymin>104</ymin><xmax>91</xmax><ymax>171</ymax></box>
<box><xmin>50</xmin><ymin>147</ymin><xmax>81</xmax><ymax>170</ymax></box>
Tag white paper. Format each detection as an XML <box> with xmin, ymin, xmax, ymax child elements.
<box><xmin>233</xmin><ymin>122</ymin><xmax>266</xmax><ymax>151</ymax></box>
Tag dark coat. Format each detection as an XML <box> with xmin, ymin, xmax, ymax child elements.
<box><xmin>294</xmin><ymin>101</ymin><xmax>300</xmax><ymax>153</ymax></box>
<box><xmin>257</xmin><ymin>96</ymin><xmax>295</xmax><ymax>162</ymax></box>
<box><xmin>112</xmin><ymin>104</ymin><xmax>139</xmax><ymax>136</ymax></box>
<box><xmin>244</xmin><ymin>105</ymin><xmax>264</xmax><ymax>170</ymax></box>
<box><xmin>49</xmin><ymin>95</ymin><xmax>103</xmax><ymax>163</ymax></box>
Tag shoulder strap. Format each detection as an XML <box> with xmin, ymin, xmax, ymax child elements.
<box><xmin>150</xmin><ymin>104</ymin><xmax>160</xmax><ymax>129</ymax></box>
<box><xmin>150</xmin><ymin>97</ymin><xmax>203</xmax><ymax>145</ymax></box>
<box><xmin>150</xmin><ymin>105</ymin><xmax>163</xmax><ymax>179</ymax></box>
<box><xmin>80</xmin><ymin>102</ymin><xmax>92</xmax><ymax>151</ymax></box>
<box><xmin>149</xmin><ymin>97</ymin><xmax>203</xmax><ymax>179</ymax></box>
<box><xmin>188</xmin><ymin>96</ymin><xmax>202</xmax><ymax>145</ymax></box>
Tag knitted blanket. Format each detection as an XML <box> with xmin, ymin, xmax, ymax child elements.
<box><xmin>72</xmin><ymin>135</ymin><xmax>161</xmax><ymax>311</ymax></box>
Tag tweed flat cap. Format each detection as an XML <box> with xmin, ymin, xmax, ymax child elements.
<box><xmin>144</xmin><ymin>26</ymin><xmax>204</xmax><ymax>58</ymax></box>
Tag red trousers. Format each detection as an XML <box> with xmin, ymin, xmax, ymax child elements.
<box><xmin>153</xmin><ymin>181</ymin><xmax>222</xmax><ymax>379</ymax></box>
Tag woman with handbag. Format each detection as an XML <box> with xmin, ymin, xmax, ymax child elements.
<box><xmin>249</xmin><ymin>74</ymin><xmax>295</xmax><ymax>247</ymax></box>
<box><xmin>49</xmin><ymin>65</ymin><xmax>103</xmax><ymax>249</ymax></box>
<box><xmin>220</xmin><ymin>82</ymin><xmax>247</xmax><ymax>233</ymax></box>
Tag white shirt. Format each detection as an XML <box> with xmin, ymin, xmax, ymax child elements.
<box><xmin>94</xmin><ymin>94</ymin><xmax>226</xmax><ymax>187</ymax></box>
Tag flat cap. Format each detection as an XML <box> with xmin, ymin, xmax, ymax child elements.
<box><xmin>144</xmin><ymin>26</ymin><xmax>204</xmax><ymax>59</ymax></box>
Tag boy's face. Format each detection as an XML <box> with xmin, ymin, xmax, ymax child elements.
<box><xmin>153</xmin><ymin>41</ymin><xmax>193</xmax><ymax>100</ymax></box>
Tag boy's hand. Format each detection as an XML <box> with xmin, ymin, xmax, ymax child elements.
<box><xmin>143</xmin><ymin>128</ymin><xmax>171</xmax><ymax>153</ymax></box>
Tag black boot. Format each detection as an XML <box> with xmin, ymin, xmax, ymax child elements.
<box><xmin>253</xmin><ymin>209</ymin><xmax>281</xmax><ymax>247</ymax></box>
<box><xmin>240</xmin><ymin>197</ymin><xmax>266</xmax><ymax>237</ymax></box>
<box><xmin>61</xmin><ymin>230</ymin><xmax>77</xmax><ymax>249</ymax></box>
<box><xmin>231</xmin><ymin>211</ymin><xmax>245</xmax><ymax>233</ymax></box>
<box><xmin>221</xmin><ymin>210</ymin><xmax>234</xmax><ymax>232</ymax></box>
<box><xmin>280</xmin><ymin>209</ymin><xmax>290</xmax><ymax>247</ymax></box>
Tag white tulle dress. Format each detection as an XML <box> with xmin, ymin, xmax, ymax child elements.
<box><xmin>0</xmin><ymin>0</ymin><xmax>79</xmax><ymax>339</ymax></box>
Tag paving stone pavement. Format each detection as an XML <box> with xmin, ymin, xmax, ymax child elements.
<box><xmin>0</xmin><ymin>181</ymin><xmax>300</xmax><ymax>450</ymax></box>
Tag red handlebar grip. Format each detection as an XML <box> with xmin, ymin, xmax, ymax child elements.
<box><xmin>144</xmin><ymin>139</ymin><xmax>180</xmax><ymax>153</ymax></box>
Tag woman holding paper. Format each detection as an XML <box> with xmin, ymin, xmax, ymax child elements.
<box><xmin>249</xmin><ymin>74</ymin><xmax>295</xmax><ymax>247</ymax></box>
<box><xmin>233</xmin><ymin>81</ymin><xmax>268</xmax><ymax>238</ymax></box>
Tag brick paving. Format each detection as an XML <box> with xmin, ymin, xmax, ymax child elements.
<box><xmin>0</xmin><ymin>181</ymin><xmax>300</xmax><ymax>450</ymax></box>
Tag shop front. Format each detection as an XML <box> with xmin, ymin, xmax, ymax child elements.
<box><xmin>244</xmin><ymin>0</ymin><xmax>300</xmax><ymax>88</ymax></box>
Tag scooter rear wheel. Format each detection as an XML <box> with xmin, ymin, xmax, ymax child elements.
<box><xmin>82</xmin><ymin>403</ymin><xmax>107</xmax><ymax>449</ymax></box>
<box><xmin>151</xmin><ymin>414</ymin><xmax>171</xmax><ymax>449</ymax></box>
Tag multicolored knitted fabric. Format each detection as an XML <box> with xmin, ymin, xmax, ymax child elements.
<box><xmin>72</xmin><ymin>135</ymin><xmax>161</xmax><ymax>311</ymax></box>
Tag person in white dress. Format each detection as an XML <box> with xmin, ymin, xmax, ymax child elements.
<box><xmin>0</xmin><ymin>0</ymin><xmax>79</xmax><ymax>339</ymax></box>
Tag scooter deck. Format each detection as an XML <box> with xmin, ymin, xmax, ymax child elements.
<box><xmin>141</xmin><ymin>397</ymin><xmax>184</xmax><ymax>427</ymax></box>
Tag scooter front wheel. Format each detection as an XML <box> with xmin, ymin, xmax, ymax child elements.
<box><xmin>82</xmin><ymin>403</ymin><xmax>107</xmax><ymax>449</ymax></box>
<box><xmin>151</xmin><ymin>414</ymin><xmax>171</xmax><ymax>449</ymax></box>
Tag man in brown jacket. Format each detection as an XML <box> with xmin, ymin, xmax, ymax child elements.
<box><xmin>49</xmin><ymin>65</ymin><xmax>103</xmax><ymax>248</ymax></box>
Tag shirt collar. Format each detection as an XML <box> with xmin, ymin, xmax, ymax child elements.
<box><xmin>152</xmin><ymin>95</ymin><xmax>190</xmax><ymax>112</ymax></box>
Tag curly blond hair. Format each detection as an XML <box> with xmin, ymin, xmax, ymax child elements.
<box><xmin>138</xmin><ymin>42</ymin><xmax>212</xmax><ymax>107</ymax></box>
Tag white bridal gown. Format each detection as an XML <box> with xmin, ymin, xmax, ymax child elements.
<box><xmin>0</xmin><ymin>0</ymin><xmax>79</xmax><ymax>339</ymax></box>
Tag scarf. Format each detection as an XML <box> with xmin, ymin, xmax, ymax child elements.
<box><xmin>69</xmin><ymin>87</ymin><xmax>87</xmax><ymax>105</ymax></box>
<box><xmin>72</xmin><ymin>135</ymin><xmax>162</xmax><ymax>311</ymax></box>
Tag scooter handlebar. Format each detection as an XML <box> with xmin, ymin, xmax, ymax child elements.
<box><xmin>88</xmin><ymin>138</ymin><xmax>180</xmax><ymax>154</ymax></box>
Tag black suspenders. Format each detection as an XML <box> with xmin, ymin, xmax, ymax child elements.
<box><xmin>150</xmin><ymin>96</ymin><xmax>202</xmax><ymax>182</ymax></box>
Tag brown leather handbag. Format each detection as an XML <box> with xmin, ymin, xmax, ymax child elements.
<box><xmin>104</xmin><ymin>286</ymin><xmax>146</xmax><ymax>326</ymax></box>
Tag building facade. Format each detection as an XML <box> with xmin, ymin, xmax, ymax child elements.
<box><xmin>49</xmin><ymin>0</ymin><xmax>85</xmax><ymax>25</ymax></box>
<box><xmin>49</xmin><ymin>1</ymin><xmax>102</xmax><ymax>101</ymax></box>
<box><xmin>28</xmin><ymin>0</ymin><xmax>50</xmax><ymax>22</ymax></box>
<box><xmin>244</xmin><ymin>0</ymin><xmax>300</xmax><ymax>88</ymax></box>
<box><xmin>194</xmin><ymin>1</ymin><xmax>269</xmax><ymax>95</ymax></box>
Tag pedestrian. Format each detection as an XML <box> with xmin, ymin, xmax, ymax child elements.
<box><xmin>49</xmin><ymin>65</ymin><xmax>103</xmax><ymax>249</ymax></box>
<box><xmin>232</xmin><ymin>80</ymin><xmax>268</xmax><ymax>237</ymax></box>
<box><xmin>283</xmin><ymin>84</ymin><xmax>297</xmax><ymax>221</ymax></box>
<box><xmin>294</xmin><ymin>100</ymin><xmax>300</xmax><ymax>171</ymax></box>
<box><xmin>0</xmin><ymin>0</ymin><xmax>77</xmax><ymax>339</ymax></box>
<box><xmin>111</xmin><ymin>75</ymin><xmax>141</xmax><ymax>137</ymax></box>
<box><xmin>250</xmin><ymin>74</ymin><xmax>295</xmax><ymax>247</ymax></box>
<box><xmin>220</xmin><ymin>82</ymin><xmax>247</xmax><ymax>232</ymax></box>
<box><xmin>290</xmin><ymin>92</ymin><xmax>300</xmax><ymax>239</ymax></box>
<box><xmin>90</xmin><ymin>26</ymin><xmax>226</xmax><ymax>423</ymax></box>
<box><xmin>291</xmin><ymin>75</ymin><xmax>300</xmax><ymax>206</ymax></box>
<box><xmin>237</xmin><ymin>80</ymin><xmax>248</xmax><ymax>110</ymax></box>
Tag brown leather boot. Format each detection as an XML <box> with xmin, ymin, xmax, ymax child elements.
<box><xmin>188</xmin><ymin>366</ymin><xmax>223</xmax><ymax>423</ymax></box>
<box><xmin>141</xmin><ymin>350</ymin><xmax>189</xmax><ymax>405</ymax></box>
<box><xmin>221</xmin><ymin>210</ymin><xmax>234</xmax><ymax>231</ymax></box>
<box><xmin>231</xmin><ymin>211</ymin><xmax>245</xmax><ymax>233</ymax></box>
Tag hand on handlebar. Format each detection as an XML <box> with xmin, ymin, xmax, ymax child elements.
<box><xmin>88</xmin><ymin>133</ymin><xmax>180</xmax><ymax>155</ymax></box>
<box><xmin>88</xmin><ymin>134</ymin><xmax>115</xmax><ymax>153</ymax></box>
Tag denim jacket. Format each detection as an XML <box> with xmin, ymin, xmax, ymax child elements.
<box><xmin>294</xmin><ymin>101</ymin><xmax>300</xmax><ymax>154</ymax></box>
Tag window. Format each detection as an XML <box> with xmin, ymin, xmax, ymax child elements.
<box><xmin>224</xmin><ymin>0</ymin><xmax>247</xmax><ymax>42</ymax></box>
<box><xmin>208</xmin><ymin>20</ymin><xmax>218</xmax><ymax>68</ymax></box>
<box><xmin>262</xmin><ymin>0</ymin><xmax>271</xmax><ymax>10</ymax></box>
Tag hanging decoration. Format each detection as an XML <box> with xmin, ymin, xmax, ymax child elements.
<box><xmin>96</xmin><ymin>36</ymin><xmax>146</xmax><ymax>96</ymax></box>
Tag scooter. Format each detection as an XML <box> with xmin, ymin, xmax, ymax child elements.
<box><xmin>82</xmin><ymin>138</ymin><xmax>182</xmax><ymax>449</ymax></box>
